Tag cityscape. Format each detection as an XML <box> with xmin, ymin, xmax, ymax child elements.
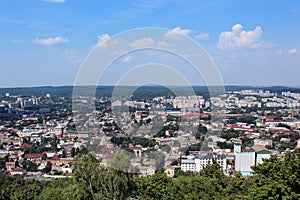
<box><xmin>1</xmin><ymin>86</ymin><xmax>300</xmax><ymax>198</ymax></box>
<box><xmin>1</xmin><ymin>0</ymin><xmax>300</xmax><ymax>199</ymax></box>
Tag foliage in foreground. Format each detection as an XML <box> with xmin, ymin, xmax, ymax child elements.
<box><xmin>0</xmin><ymin>151</ymin><xmax>300</xmax><ymax>200</ymax></box>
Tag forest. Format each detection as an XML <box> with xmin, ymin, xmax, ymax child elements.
<box><xmin>0</xmin><ymin>150</ymin><xmax>299</xmax><ymax>200</ymax></box>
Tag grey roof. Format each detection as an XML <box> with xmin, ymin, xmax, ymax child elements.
<box><xmin>181</xmin><ymin>159</ymin><xmax>195</xmax><ymax>164</ymax></box>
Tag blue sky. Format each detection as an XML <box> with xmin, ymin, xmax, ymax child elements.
<box><xmin>0</xmin><ymin>0</ymin><xmax>299</xmax><ymax>87</ymax></box>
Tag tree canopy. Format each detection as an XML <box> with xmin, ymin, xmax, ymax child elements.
<box><xmin>0</xmin><ymin>150</ymin><xmax>300</xmax><ymax>199</ymax></box>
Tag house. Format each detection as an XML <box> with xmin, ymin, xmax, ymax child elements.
<box><xmin>253</xmin><ymin>138</ymin><xmax>272</xmax><ymax>147</ymax></box>
<box><xmin>139</xmin><ymin>166</ymin><xmax>155</xmax><ymax>177</ymax></box>
<box><xmin>5</xmin><ymin>162</ymin><xmax>15</xmax><ymax>171</ymax></box>
<box><xmin>24</xmin><ymin>153</ymin><xmax>44</xmax><ymax>164</ymax></box>
<box><xmin>48</xmin><ymin>156</ymin><xmax>61</xmax><ymax>165</ymax></box>
<box><xmin>10</xmin><ymin>168</ymin><xmax>26</xmax><ymax>176</ymax></box>
<box><xmin>0</xmin><ymin>149</ymin><xmax>9</xmax><ymax>158</ymax></box>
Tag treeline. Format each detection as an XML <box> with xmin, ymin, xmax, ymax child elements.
<box><xmin>1</xmin><ymin>151</ymin><xmax>300</xmax><ymax>200</ymax></box>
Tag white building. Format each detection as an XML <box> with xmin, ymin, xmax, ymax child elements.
<box><xmin>195</xmin><ymin>154</ymin><xmax>227</xmax><ymax>173</ymax></box>
<box><xmin>256</xmin><ymin>150</ymin><xmax>272</xmax><ymax>165</ymax></box>
<box><xmin>181</xmin><ymin>156</ymin><xmax>196</xmax><ymax>172</ymax></box>
<box><xmin>234</xmin><ymin>143</ymin><xmax>256</xmax><ymax>176</ymax></box>
<box><xmin>180</xmin><ymin>153</ymin><xmax>227</xmax><ymax>174</ymax></box>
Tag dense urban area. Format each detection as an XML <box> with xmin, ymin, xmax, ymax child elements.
<box><xmin>0</xmin><ymin>86</ymin><xmax>300</xmax><ymax>199</ymax></box>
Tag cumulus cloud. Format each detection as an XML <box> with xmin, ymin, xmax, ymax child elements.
<box><xmin>129</xmin><ymin>38</ymin><xmax>156</xmax><ymax>48</ymax></box>
<box><xmin>33</xmin><ymin>36</ymin><xmax>69</xmax><ymax>45</ymax></box>
<box><xmin>97</xmin><ymin>33</ymin><xmax>110</xmax><ymax>46</ymax></box>
<box><xmin>195</xmin><ymin>32</ymin><xmax>209</xmax><ymax>40</ymax></box>
<box><xmin>217</xmin><ymin>24</ymin><xmax>264</xmax><ymax>49</ymax></box>
<box><xmin>157</xmin><ymin>40</ymin><xmax>168</xmax><ymax>48</ymax></box>
<box><xmin>289</xmin><ymin>48</ymin><xmax>297</xmax><ymax>54</ymax></box>
<box><xmin>164</xmin><ymin>27</ymin><xmax>192</xmax><ymax>39</ymax></box>
<box><xmin>42</xmin><ymin>0</ymin><xmax>66</xmax><ymax>2</ymax></box>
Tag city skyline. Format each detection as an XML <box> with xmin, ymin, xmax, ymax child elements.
<box><xmin>0</xmin><ymin>0</ymin><xmax>299</xmax><ymax>87</ymax></box>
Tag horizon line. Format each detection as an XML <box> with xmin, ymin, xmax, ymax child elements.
<box><xmin>1</xmin><ymin>84</ymin><xmax>300</xmax><ymax>89</ymax></box>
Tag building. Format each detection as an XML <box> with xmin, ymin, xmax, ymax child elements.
<box><xmin>254</xmin><ymin>138</ymin><xmax>273</xmax><ymax>147</ymax></box>
<box><xmin>180</xmin><ymin>153</ymin><xmax>227</xmax><ymax>174</ymax></box>
<box><xmin>297</xmin><ymin>139</ymin><xmax>300</xmax><ymax>148</ymax></box>
<box><xmin>234</xmin><ymin>143</ymin><xmax>256</xmax><ymax>176</ymax></box>
<box><xmin>256</xmin><ymin>150</ymin><xmax>272</xmax><ymax>165</ymax></box>
<box><xmin>195</xmin><ymin>154</ymin><xmax>226</xmax><ymax>173</ymax></box>
<box><xmin>180</xmin><ymin>156</ymin><xmax>196</xmax><ymax>172</ymax></box>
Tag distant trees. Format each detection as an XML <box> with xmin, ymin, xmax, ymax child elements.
<box><xmin>22</xmin><ymin>160</ymin><xmax>38</xmax><ymax>172</ymax></box>
<box><xmin>197</xmin><ymin>123</ymin><xmax>208</xmax><ymax>134</ymax></box>
<box><xmin>220</xmin><ymin>129</ymin><xmax>240</xmax><ymax>140</ymax></box>
<box><xmin>42</xmin><ymin>162</ymin><xmax>52</xmax><ymax>174</ymax></box>
<box><xmin>217</xmin><ymin>141</ymin><xmax>233</xmax><ymax>149</ymax></box>
<box><xmin>110</xmin><ymin>136</ymin><xmax>157</xmax><ymax>148</ymax></box>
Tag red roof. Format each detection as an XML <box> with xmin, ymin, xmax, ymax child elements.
<box><xmin>130</xmin><ymin>146</ymin><xmax>142</xmax><ymax>151</ymax></box>
<box><xmin>24</xmin><ymin>153</ymin><xmax>43</xmax><ymax>159</ymax></box>
<box><xmin>21</xmin><ymin>143</ymin><xmax>33</xmax><ymax>149</ymax></box>
<box><xmin>50</xmin><ymin>156</ymin><xmax>60</xmax><ymax>161</ymax></box>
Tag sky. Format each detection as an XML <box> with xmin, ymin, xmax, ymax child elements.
<box><xmin>0</xmin><ymin>0</ymin><xmax>300</xmax><ymax>87</ymax></box>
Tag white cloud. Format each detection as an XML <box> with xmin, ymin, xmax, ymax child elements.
<box><xmin>157</xmin><ymin>40</ymin><xmax>168</xmax><ymax>48</ymax></box>
<box><xmin>251</xmin><ymin>41</ymin><xmax>273</xmax><ymax>48</ymax></box>
<box><xmin>121</xmin><ymin>55</ymin><xmax>132</xmax><ymax>63</ymax></box>
<box><xmin>61</xmin><ymin>50</ymin><xmax>77</xmax><ymax>60</ymax></box>
<box><xmin>12</xmin><ymin>40</ymin><xmax>22</xmax><ymax>44</ymax></box>
<box><xmin>97</xmin><ymin>34</ymin><xmax>110</xmax><ymax>46</ymax></box>
<box><xmin>217</xmin><ymin>24</ymin><xmax>264</xmax><ymax>49</ymax></box>
<box><xmin>275</xmin><ymin>49</ymin><xmax>284</xmax><ymax>56</ymax></box>
<box><xmin>42</xmin><ymin>0</ymin><xmax>66</xmax><ymax>3</ymax></box>
<box><xmin>274</xmin><ymin>48</ymin><xmax>297</xmax><ymax>56</ymax></box>
<box><xmin>289</xmin><ymin>48</ymin><xmax>297</xmax><ymax>54</ymax></box>
<box><xmin>33</xmin><ymin>36</ymin><xmax>69</xmax><ymax>45</ymax></box>
<box><xmin>164</xmin><ymin>27</ymin><xmax>192</xmax><ymax>39</ymax></box>
<box><xmin>129</xmin><ymin>38</ymin><xmax>156</xmax><ymax>48</ymax></box>
<box><xmin>195</xmin><ymin>32</ymin><xmax>209</xmax><ymax>40</ymax></box>
<box><xmin>60</xmin><ymin>50</ymin><xmax>83</xmax><ymax>66</ymax></box>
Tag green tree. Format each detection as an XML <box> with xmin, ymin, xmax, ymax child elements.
<box><xmin>42</xmin><ymin>162</ymin><xmax>52</xmax><ymax>173</ymax></box>
<box><xmin>12</xmin><ymin>182</ymin><xmax>42</xmax><ymax>200</ymax></box>
<box><xmin>220</xmin><ymin>129</ymin><xmax>240</xmax><ymax>140</ymax></box>
<box><xmin>70</xmin><ymin>147</ymin><xmax>76</xmax><ymax>157</ymax></box>
<box><xmin>72</xmin><ymin>153</ymin><xmax>133</xmax><ymax>200</ymax></box>
<box><xmin>22</xmin><ymin>160</ymin><xmax>38</xmax><ymax>172</ymax></box>
<box><xmin>107</xmin><ymin>150</ymin><xmax>133</xmax><ymax>173</ymax></box>
<box><xmin>248</xmin><ymin>151</ymin><xmax>300</xmax><ymax>199</ymax></box>
<box><xmin>135</xmin><ymin>169</ymin><xmax>171</xmax><ymax>200</ymax></box>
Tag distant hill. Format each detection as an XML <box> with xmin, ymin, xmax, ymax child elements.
<box><xmin>0</xmin><ymin>85</ymin><xmax>299</xmax><ymax>99</ymax></box>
